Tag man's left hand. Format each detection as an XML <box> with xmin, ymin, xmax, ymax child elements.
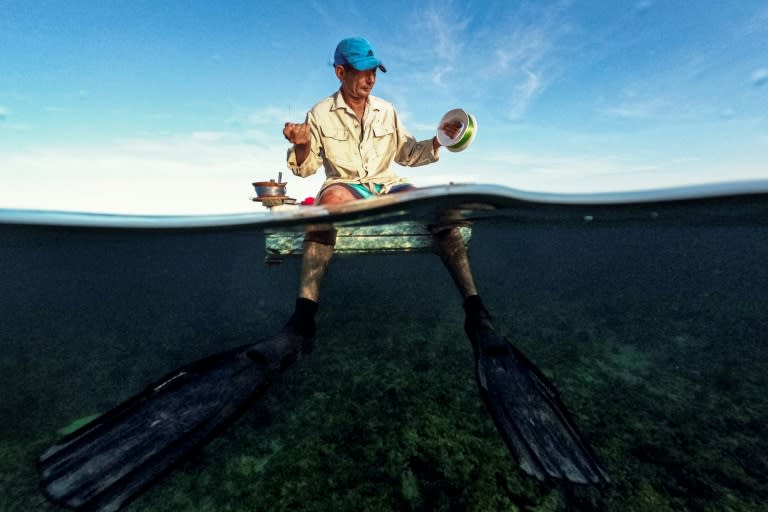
<box><xmin>433</xmin><ymin>120</ymin><xmax>463</xmax><ymax>151</ymax></box>
<box><xmin>440</xmin><ymin>121</ymin><xmax>463</xmax><ymax>141</ymax></box>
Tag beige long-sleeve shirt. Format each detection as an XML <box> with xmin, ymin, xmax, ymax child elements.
<box><xmin>287</xmin><ymin>90</ymin><xmax>439</xmax><ymax>193</ymax></box>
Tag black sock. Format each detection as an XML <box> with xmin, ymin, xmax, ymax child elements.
<box><xmin>463</xmin><ymin>295</ymin><xmax>491</xmax><ymax>324</ymax></box>
<box><xmin>286</xmin><ymin>298</ymin><xmax>318</xmax><ymax>337</ymax></box>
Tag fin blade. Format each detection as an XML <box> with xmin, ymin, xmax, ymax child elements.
<box><xmin>473</xmin><ymin>328</ymin><xmax>609</xmax><ymax>485</ymax></box>
<box><xmin>39</xmin><ymin>345</ymin><xmax>268</xmax><ymax>511</ymax></box>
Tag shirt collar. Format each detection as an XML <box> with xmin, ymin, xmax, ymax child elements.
<box><xmin>331</xmin><ymin>89</ymin><xmax>382</xmax><ymax>114</ymax></box>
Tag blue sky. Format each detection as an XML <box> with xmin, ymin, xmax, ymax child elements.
<box><xmin>1</xmin><ymin>0</ymin><xmax>766</xmax><ymax>213</ymax></box>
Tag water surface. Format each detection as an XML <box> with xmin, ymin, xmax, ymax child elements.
<box><xmin>1</xmin><ymin>183</ymin><xmax>766</xmax><ymax>511</ymax></box>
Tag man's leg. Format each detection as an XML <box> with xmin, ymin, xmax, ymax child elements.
<box><xmin>431</xmin><ymin>223</ymin><xmax>498</xmax><ymax>329</ymax></box>
<box><xmin>297</xmin><ymin>232</ymin><xmax>335</xmax><ymax>303</ymax></box>
<box><xmin>285</xmin><ymin>185</ymin><xmax>359</xmax><ymax>338</ymax></box>
<box><xmin>433</xmin><ymin>225</ymin><xmax>478</xmax><ymax>299</ymax></box>
<box><xmin>386</xmin><ymin>184</ymin><xmax>480</xmax><ymax>299</ymax></box>
<box><xmin>249</xmin><ymin>185</ymin><xmax>361</xmax><ymax>367</ymax></box>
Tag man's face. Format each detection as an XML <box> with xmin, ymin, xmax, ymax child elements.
<box><xmin>336</xmin><ymin>65</ymin><xmax>377</xmax><ymax>101</ymax></box>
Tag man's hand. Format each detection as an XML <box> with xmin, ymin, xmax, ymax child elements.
<box><xmin>283</xmin><ymin>122</ymin><xmax>311</xmax><ymax>145</ymax></box>
<box><xmin>440</xmin><ymin>120</ymin><xmax>463</xmax><ymax>141</ymax></box>
<box><xmin>284</xmin><ymin>121</ymin><xmax>311</xmax><ymax>166</ymax></box>
<box><xmin>433</xmin><ymin>120</ymin><xmax>464</xmax><ymax>150</ymax></box>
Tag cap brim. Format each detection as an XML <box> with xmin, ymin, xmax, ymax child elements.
<box><xmin>349</xmin><ymin>57</ymin><xmax>387</xmax><ymax>73</ymax></box>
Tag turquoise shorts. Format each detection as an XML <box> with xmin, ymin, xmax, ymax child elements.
<box><xmin>347</xmin><ymin>183</ymin><xmax>384</xmax><ymax>198</ymax></box>
<box><xmin>339</xmin><ymin>183</ymin><xmax>413</xmax><ymax>199</ymax></box>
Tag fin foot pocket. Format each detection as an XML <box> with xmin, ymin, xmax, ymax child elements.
<box><xmin>246</xmin><ymin>327</ymin><xmax>315</xmax><ymax>371</ymax></box>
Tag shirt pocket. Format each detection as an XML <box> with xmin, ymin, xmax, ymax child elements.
<box><xmin>371</xmin><ymin>123</ymin><xmax>395</xmax><ymax>159</ymax></box>
<box><xmin>320</xmin><ymin>125</ymin><xmax>353</xmax><ymax>165</ymax></box>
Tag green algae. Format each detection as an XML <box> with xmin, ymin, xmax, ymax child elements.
<box><xmin>56</xmin><ymin>414</ymin><xmax>102</xmax><ymax>437</ymax></box>
<box><xmin>2</xmin><ymin>226</ymin><xmax>767</xmax><ymax>512</ymax></box>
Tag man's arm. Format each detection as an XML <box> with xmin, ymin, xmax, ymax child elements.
<box><xmin>285</xmin><ymin>112</ymin><xmax>323</xmax><ymax>177</ymax></box>
<box><xmin>283</xmin><ymin>122</ymin><xmax>311</xmax><ymax>166</ymax></box>
<box><xmin>394</xmin><ymin>112</ymin><xmax>464</xmax><ymax>166</ymax></box>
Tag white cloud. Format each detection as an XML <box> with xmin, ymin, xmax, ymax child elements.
<box><xmin>635</xmin><ymin>1</ymin><xmax>652</xmax><ymax>12</ymax></box>
<box><xmin>1</xmin><ymin>123</ymin><xmax>30</xmax><ymax>132</ymax></box>
<box><xmin>424</xmin><ymin>9</ymin><xmax>468</xmax><ymax>62</ymax></box>
<box><xmin>396</xmin><ymin>3</ymin><xmax>566</xmax><ymax>120</ymax></box>
<box><xmin>247</xmin><ymin>106</ymin><xmax>289</xmax><ymax>125</ymax></box>
<box><xmin>0</xmin><ymin>133</ymin><xmax>326</xmax><ymax>214</ymax></box>
<box><xmin>719</xmin><ymin>108</ymin><xmax>736</xmax><ymax>119</ymax></box>
<box><xmin>492</xmin><ymin>27</ymin><xmax>552</xmax><ymax>74</ymax></box>
<box><xmin>3</xmin><ymin>128</ymin><xmax>765</xmax><ymax>216</ymax></box>
<box><xmin>309</xmin><ymin>1</ymin><xmax>332</xmax><ymax>27</ymax></box>
<box><xmin>191</xmin><ymin>131</ymin><xmax>230</xmax><ymax>142</ymax></box>
<box><xmin>744</xmin><ymin>4</ymin><xmax>768</xmax><ymax>35</ymax></box>
<box><xmin>431</xmin><ymin>65</ymin><xmax>454</xmax><ymax>87</ymax></box>
<box><xmin>598</xmin><ymin>103</ymin><xmax>653</xmax><ymax>120</ymax></box>
<box><xmin>394</xmin><ymin>7</ymin><xmax>469</xmax><ymax>91</ymax></box>
<box><xmin>751</xmin><ymin>68</ymin><xmax>768</xmax><ymax>86</ymax></box>
<box><xmin>453</xmin><ymin>148</ymin><xmax>767</xmax><ymax>194</ymax></box>
<box><xmin>596</xmin><ymin>87</ymin><xmax>670</xmax><ymax>120</ymax></box>
<box><xmin>0</xmin><ymin>106</ymin><xmax>7</xmax><ymax>120</ymax></box>
<box><xmin>481</xmin><ymin>150</ymin><xmax>655</xmax><ymax>177</ymax></box>
<box><xmin>508</xmin><ymin>69</ymin><xmax>543</xmax><ymax>118</ymax></box>
<box><xmin>147</xmin><ymin>112</ymin><xmax>172</xmax><ymax>120</ymax></box>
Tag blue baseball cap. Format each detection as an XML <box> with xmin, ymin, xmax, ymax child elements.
<box><xmin>333</xmin><ymin>37</ymin><xmax>387</xmax><ymax>72</ymax></box>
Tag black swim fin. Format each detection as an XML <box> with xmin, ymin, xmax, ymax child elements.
<box><xmin>466</xmin><ymin>316</ymin><xmax>609</xmax><ymax>485</ymax></box>
<box><xmin>39</xmin><ymin>330</ymin><xmax>310</xmax><ymax>512</ymax></box>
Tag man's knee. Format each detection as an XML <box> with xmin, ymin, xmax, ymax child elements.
<box><xmin>319</xmin><ymin>184</ymin><xmax>357</xmax><ymax>205</ymax></box>
<box><xmin>304</xmin><ymin>228</ymin><xmax>337</xmax><ymax>246</ymax></box>
<box><xmin>430</xmin><ymin>224</ymin><xmax>468</xmax><ymax>254</ymax></box>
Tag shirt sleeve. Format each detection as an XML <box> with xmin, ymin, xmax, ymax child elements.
<box><xmin>286</xmin><ymin>111</ymin><xmax>324</xmax><ymax>177</ymax></box>
<box><xmin>393</xmin><ymin>108</ymin><xmax>440</xmax><ymax>168</ymax></box>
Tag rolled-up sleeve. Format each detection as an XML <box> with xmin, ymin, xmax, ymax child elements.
<box><xmin>286</xmin><ymin>112</ymin><xmax>324</xmax><ymax>177</ymax></box>
<box><xmin>393</xmin><ymin>109</ymin><xmax>439</xmax><ymax>168</ymax></box>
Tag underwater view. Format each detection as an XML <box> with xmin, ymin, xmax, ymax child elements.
<box><xmin>1</xmin><ymin>186</ymin><xmax>767</xmax><ymax>512</ymax></box>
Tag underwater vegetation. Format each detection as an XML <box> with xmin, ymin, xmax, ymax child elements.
<box><xmin>0</xmin><ymin>221</ymin><xmax>766</xmax><ymax>511</ymax></box>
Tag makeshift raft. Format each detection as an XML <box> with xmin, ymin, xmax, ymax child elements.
<box><xmin>251</xmin><ymin>176</ymin><xmax>471</xmax><ymax>264</ymax></box>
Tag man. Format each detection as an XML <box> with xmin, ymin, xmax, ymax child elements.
<box><xmin>278</xmin><ymin>36</ymin><xmax>484</xmax><ymax>347</ymax></box>
<box><xmin>273</xmin><ymin>37</ymin><xmax>609</xmax><ymax>484</ymax></box>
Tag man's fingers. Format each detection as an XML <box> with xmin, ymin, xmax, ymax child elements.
<box><xmin>283</xmin><ymin>122</ymin><xmax>310</xmax><ymax>144</ymax></box>
<box><xmin>441</xmin><ymin>121</ymin><xmax>463</xmax><ymax>139</ymax></box>
<box><xmin>282</xmin><ymin>123</ymin><xmax>294</xmax><ymax>140</ymax></box>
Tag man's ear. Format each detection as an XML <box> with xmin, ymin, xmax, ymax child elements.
<box><xmin>334</xmin><ymin>65</ymin><xmax>345</xmax><ymax>81</ymax></box>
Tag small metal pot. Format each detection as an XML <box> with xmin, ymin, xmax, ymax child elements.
<box><xmin>252</xmin><ymin>180</ymin><xmax>287</xmax><ymax>198</ymax></box>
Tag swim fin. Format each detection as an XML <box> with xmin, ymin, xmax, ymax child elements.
<box><xmin>39</xmin><ymin>330</ymin><xmax>309</xmax><ymax>512</ymax></box>
<box><xmin>466</xmin><ymin>314</ymin><xmax>609</xmax><ymax>485</ymax></box>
